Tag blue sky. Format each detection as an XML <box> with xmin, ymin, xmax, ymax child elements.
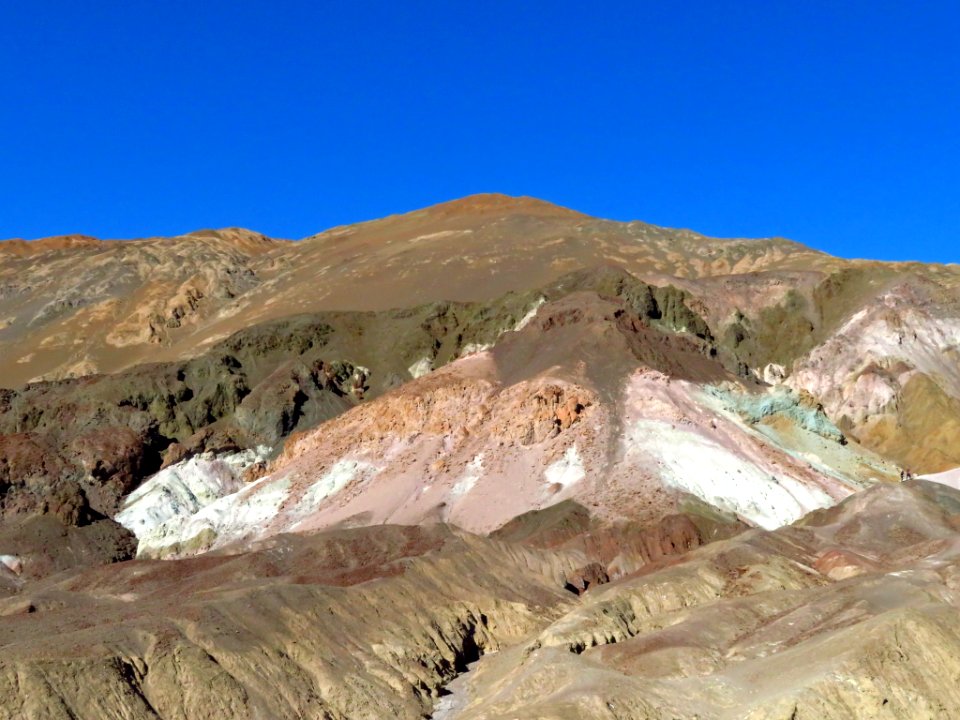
<box><xmin>1</xmin><ymin>2</ymin><xmax>957</xmax><ymax>261</ymax></box>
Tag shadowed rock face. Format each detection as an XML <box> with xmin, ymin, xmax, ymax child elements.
<box><xmin>0</xmin><ymin>320</ymin><xmax>349</xmax><ymax>522</ymax></box>
<box><xmin>2</xmin><ymin>194</ymin><xmax>960</xmax><ymax>718</ymax></box>
<box><xmin>0</xmin><ymin>514</ymin><xmax>135</xmax><ymax>594</ymax></box>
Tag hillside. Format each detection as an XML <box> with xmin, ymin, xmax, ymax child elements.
<box><xmin>2</xmin><ymin>195</ymin><xmax>960</xmax><ymax>718</ymax></box>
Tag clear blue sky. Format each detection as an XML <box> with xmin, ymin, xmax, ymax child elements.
<box><xmin>1</xmin><ymin>2</ymin><xmax>957</xmax><ymax>262</ymax></box>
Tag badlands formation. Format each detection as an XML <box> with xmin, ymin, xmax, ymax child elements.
<box><xmin>1</xmin><ymin>194</ymin><xmax>960</xmax><ymax>718</ymax></box>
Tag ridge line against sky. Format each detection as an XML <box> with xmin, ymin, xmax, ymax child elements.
<box><xmin>1</xmin><ymin>2</ymin><xmax>957</xmax><ymax>263</ymax></box>
<box><xmin>0</xmin><ymin>192</ymin><xmax>906</xmax><ymax>266</ymax></box>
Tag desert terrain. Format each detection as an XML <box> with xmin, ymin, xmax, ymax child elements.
<box><xmin>2</xmin><ymin>195</ymin><xmax>960</xmax><ymax>718</ymax></box>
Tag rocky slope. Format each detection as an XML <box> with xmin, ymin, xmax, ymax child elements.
<box><xmin>446</xmin><ymin>479</ymin><xmax>960</xmax><ymax>719</ymax></box>
<box><xmin>4</xmin><ymin>482</ymin><xmax>960</xmax><ymax>718</ymax></box>
<box><xmin>4</xmin><ymin>195</ymin><xmax>958</xmax><ymax>474</ymax></box>
<box><xmin>121</xmin><ymin>288</ymin><xmax>895</xmax><ymax>560</ymax></box>
<box><xmin>0</xmin><ymin>510</ymin><xmax>722</xmax><ymax>720</ymax></box>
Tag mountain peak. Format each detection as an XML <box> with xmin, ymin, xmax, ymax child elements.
<box><xmin>421</xmin><ymin>192</ymin><xmax>588</xmax><ymax>218</ymax></box>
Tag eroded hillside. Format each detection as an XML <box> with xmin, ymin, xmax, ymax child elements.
<box><xmin>2</xmin><ymin>194</ymin><xmax>959</xmax><ymax>719</ymax></box>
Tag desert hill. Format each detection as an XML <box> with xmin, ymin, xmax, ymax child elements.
<box><xmin>2</xmin><ymin>195</ymin><xmax>960</xmax><ymax>718</ymax></box>
<box><xmin>5</xmin><ymin>193</ymin><xmax>939</xmax><ymax>386</ymax></box>
<box><xmin>4</xmin><ymin>482</ymin><xmax>960</xmax><ymax>718</ymax></box>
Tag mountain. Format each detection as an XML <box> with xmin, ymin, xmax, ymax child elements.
<box><xmin>1</xmin><ymin>194</ymin><xmax>959</xmax><ymax>718</ymax></box>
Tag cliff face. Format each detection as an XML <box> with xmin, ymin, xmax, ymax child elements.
<box><xmin>2</xmin><ymin>195</ymin><xmax>960</xmax><ymax>718</ymax></box>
